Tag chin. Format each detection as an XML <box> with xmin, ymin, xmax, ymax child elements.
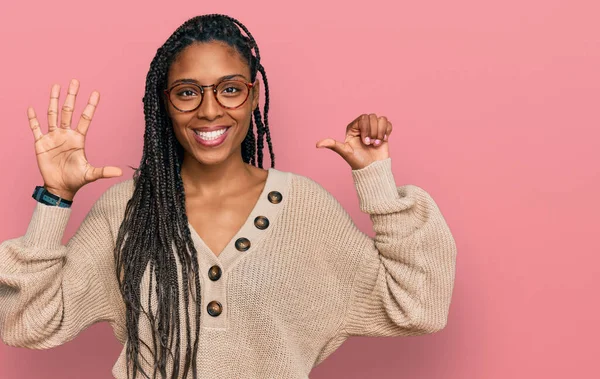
<box><xmin>189</xmin><ymin>145</ymin><xmax>243</xmax><ymax>167</ymax></box>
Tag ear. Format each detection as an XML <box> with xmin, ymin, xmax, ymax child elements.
<box><xmin>251</xmin><ymin>79</ymin><xmax>260</xmax><ymax>111</ymax></box>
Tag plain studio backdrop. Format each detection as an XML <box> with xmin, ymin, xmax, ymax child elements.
<box><xmin>0</xmin><ymin>0</ymin><xmax>598</xmax><ymax>378</ymax></box>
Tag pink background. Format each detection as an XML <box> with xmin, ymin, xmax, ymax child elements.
<box><xmin>1</xmin><ymin>0</ymin><xmax>599</xmax><ymax>378</ymax></box>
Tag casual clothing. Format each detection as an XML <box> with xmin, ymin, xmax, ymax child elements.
<box><xmin>0</xmin><ymin>158</ymin><xmax>457</xmax><ymax>378</ymax></box>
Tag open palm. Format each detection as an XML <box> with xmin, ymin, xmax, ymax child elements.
<box><xmin>27</xmin><ymin>79</ymin><xmax>122</xmax><ymax>200</ymax></box>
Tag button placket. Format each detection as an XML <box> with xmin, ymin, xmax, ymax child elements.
<box><xmin>188</xmin><ymin>169</ymin><xmax>290</xmax><ymax>330</ymax></box>
<box><xmin>199</xmin><ymin>258</ymin><xmax>227</xmax><ymax>328</ymax></box>
<box><xmin>238</xmin><ymin>191</ymin><xmax>278</xmax><ymax>247</ymax></box>
<box><xmin>230</xmin><ymin>191</ymin><xmax>282</xmax><ymax>255</ymax></box>
<box><xmin>187</xmin><ymin>243</ymin><xmax>227</xmax><ymax>328</ymax></box>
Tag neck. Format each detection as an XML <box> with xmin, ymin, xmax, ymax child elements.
<box><xmin>179</xmin><ymin>150</ymin><xmax>254</xmax><ymax>198</ymax></box>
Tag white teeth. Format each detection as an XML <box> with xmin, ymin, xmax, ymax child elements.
<box><xmin>194</xmin><ymin>128</ymin><xmax>227</xmax><ymax>141</ymax></box>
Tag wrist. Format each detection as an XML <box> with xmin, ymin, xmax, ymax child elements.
<box><xmin>42</xmin><ymin>186</ymin><xmax>76</xmax><ymax>202</ymax></box>
<box><xmin>32</xmin><ymin>185</ymin><xmax>74</xmax><ymax>208</ymax></box>
<box><xmin>42</xmin><ymin>184</ymin><xmax>77</xmax><ymax>201</ymax></box>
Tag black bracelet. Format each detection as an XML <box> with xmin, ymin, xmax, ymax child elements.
<box><xmin>32</xmin><ymin>186</ymin><xmax>73</xmax><ymax>208</ymax></box>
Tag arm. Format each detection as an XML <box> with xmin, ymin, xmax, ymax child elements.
<box><xmin>341</xmin><ymin>157</ymin><xmax>457</xmax><ymax>337</ymax></box>
<box><xmin>0</xmin><ymin>189</ymin><xmax>121</xmax><ymax>349</ymax></box>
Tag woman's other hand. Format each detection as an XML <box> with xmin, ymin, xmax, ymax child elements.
<box><xmin>316</xmin><ymin>113</ymin><xmax>393</xmax><ymax>170</ymax></box>
<box><xmin>27</xmin><ymin>79</ymin><xmax>122</xmax><ymax>200</ymax></box>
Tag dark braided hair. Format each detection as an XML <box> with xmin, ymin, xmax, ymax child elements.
<box><xmin>114</xmin><ymin>14</ymin><xmax>274</xmax><ymax>378</ymax></box>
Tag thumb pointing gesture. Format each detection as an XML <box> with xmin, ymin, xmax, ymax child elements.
<box><xmin>316</xmin><ymin>113</ymin><xmax>392</xmax><ymax>170</ymax></box>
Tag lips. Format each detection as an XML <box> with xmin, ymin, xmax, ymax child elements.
<box><xmin>191</xmin><ymin>126</ymin><xmax>231</xmax><ymax>147</ymax></box>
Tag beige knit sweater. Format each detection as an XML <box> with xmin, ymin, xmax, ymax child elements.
<box><xmin>0</xmin><ymin>158</ymin><xmax>456</xmax><ymax>378</ymax></box>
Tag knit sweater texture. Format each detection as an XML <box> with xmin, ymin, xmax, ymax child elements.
<box><xmin>0</xmin><ymin>158</ymin><xmax>457</xmax><ymax>378</ymax></box>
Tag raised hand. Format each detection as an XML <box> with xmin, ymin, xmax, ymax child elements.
<box><xmin>27</xmin><ymin>79</ymin><xmax>122</xmax><ymax>201</ymax></box>
<box><xmin>316</xmin><ymin>113</ymin><xmax>393</xmax><ymax>170</ymax></box>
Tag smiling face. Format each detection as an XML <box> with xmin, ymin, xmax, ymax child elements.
<box><xmin>165</xmin><ymin>41</ymin><xmax>260</xmax><ymax>166</ymax></box>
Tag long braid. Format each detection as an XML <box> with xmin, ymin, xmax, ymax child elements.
<box><xmin>242</xmin><ymin>118</ymin><xmax>257</xmax><ymax>165</ymax></box>
<box><xmin>114</xmin><ymin>14</ymin><xmax>275</xmax><ymax>378</ymax></box>
<box><xmin>258</xmin><ymin>64</ymin><xmax>275</xmax><ymax>166</ymax></box>
<box><xmin>224</xmin><ymin>15</ymin><xmax>275</xmax><ymax>168</ymax></box>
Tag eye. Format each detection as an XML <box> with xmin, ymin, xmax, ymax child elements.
<box><xmin>218</xmin><ymin>81</ymin><xmax>246</xmax><ymax>97</ymax></box>
<box><xmin>171</xmin><ymin>83</ymin><xmax>201</xmax><ymax>100</ymax></box>
<box><xmin>177</xmin><ymin>89</ymin><xmax>198</xmax><ymax>97</ymax></box>
<box><xmin>222</xmin><ymin>86</ymin><xmax>239</xmax><ymax>94</ymax></box>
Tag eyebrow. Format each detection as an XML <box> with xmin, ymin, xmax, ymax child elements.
<box><xmin>170</xmin><ymin>74</ymin><xmax>249</xmax><ymax>86</ymax></box>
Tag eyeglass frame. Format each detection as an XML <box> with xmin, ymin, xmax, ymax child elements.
<box><xmin>163</xmin><ymin>79</ymin><xmax>256</xmax><ymax>113</ymax></box>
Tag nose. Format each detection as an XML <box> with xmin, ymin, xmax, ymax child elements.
<box><xmin>196</xmin><ymin>88</ymin><xmax>224</xmax><ymax>120</ymax></box>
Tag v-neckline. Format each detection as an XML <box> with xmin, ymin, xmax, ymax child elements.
<box><xmin>187</xmin><ymin>167</ymin><xmax>275</xmax><ymax>265</ymax></box>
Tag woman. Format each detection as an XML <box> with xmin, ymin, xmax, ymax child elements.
<box><xmin>0</xmin><ymin>14</ymin><xmax>457</xmax><ymax>379</ymax></box>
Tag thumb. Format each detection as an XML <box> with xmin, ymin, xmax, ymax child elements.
<box><xmin>316</xmin><ymin>138</ymin><xmax>347</xmax><ymax>156</ymax></box>
<box><xmin>102</xmin><ymin>166</ymin><xmax>123</xmax><ymax>178</ymax></box>
<box><xmin>86</xmin><ymin>165</ymin><xmax>123</xmax><ymax>182</ymax></box>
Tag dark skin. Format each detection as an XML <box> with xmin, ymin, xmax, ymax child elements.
<box><xmin>163</xmin><ymin>42</ymin><xmax>394</xmax><ymax>257</ymax></box>
<box><xmin>165</xmin><ymin>41</ymin><xmax>266</xmax><ymax>257</ymax></box>
<box><xmin>26</xmin><ymin>42</ymin><xmax>393</xmax><ymax>258</ymax></box>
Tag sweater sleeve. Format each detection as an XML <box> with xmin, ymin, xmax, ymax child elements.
<box><xmin>0</xmin><ymin>190</ymin><xmax>121</xmax><ymax>349</ymax></box>
<box><xmin>342</xmin><ymin>157</ymin><xmax>457</xmax><ymax>337</ymax></box>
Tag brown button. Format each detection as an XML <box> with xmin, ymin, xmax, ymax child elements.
<box><xmin>235</xmin><ymin>237</ymin><xmax>251</xmax><ymax>252</ymax></box>
<box><xmin>267</xmin><ymin>191</ymin><xmax>282</xmax><ymax>204</ymax></box>
<box><xmin>254</xmin><ymin>216</ymin><xmax>269</xmax><ymax>230</ymax></box>
<box><xmin>207</xmin><ymin>301</ymin><xmax>222</xmax><ymax>317</ymax></box>
<box><xmin>208</xmin><ymin>265</ymin><xmax>222</xmax><ymax>281</ymax></box>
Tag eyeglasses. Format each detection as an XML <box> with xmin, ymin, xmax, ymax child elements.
<box><xmin>164</xmin><ymin>79</ymin><xmax>255</xmax><ymax>112</ymax></box>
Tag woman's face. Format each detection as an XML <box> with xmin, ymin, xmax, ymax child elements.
<box><xmin>165</xmin><ymin>41</ymin><xmax>259</xmax><ymax>166</ymax></box>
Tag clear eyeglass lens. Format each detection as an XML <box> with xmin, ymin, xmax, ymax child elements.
<box><xmin>169</xmin><ymin>81</ymin><xmax>249</xmax><ymax>111</ymax></box>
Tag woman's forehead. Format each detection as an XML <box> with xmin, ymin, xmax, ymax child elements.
<box><xmin>168</xmin><ymin>42</ymin><xmax>250</xmax><ymax>83</ymax></box>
